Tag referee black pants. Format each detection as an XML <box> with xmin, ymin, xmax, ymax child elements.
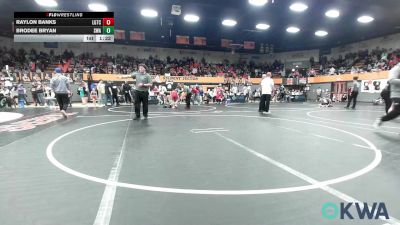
<box><xmin>259</xmin><ymin>94</ymin><xmax>271</xmax><ymax>112</ymax></box>
<box><xmin>55</xmin><ymin>93</ymin><xmax>69</xmax><ymax>111</ymax></box>
<box><xmin>135</xmin><ymin>91</ymin><xmax>149</xmax><ymax>118</ymax></box>
<box><xmin>186</xmin><ymin>93</ymin><xmax>192</xmax><ymax>109</ymax></box>
<box><xmin>346</xmin><ymin>91</ymin><xmax>359</xmax><ymax>109</ymax></box>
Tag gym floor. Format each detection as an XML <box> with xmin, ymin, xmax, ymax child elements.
<box><xmin>0</xmin><ymin>102</ymin><xmax>399</xmax><ymax>225</ymax></box>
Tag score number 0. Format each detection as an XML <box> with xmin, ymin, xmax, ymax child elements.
<box><xmin>103</xmin><ymin>18</ymin><xmax>114</xmax><ymax>26</ymax></box>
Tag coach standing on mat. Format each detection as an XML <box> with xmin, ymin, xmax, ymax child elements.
<box><xmin>50</xmin><ymin>68</ymin><xmax>71</xmax><ymax>118</ymax></box>
<box><xmin>119</xmin><ymin>64</ymin><xmax>152</xmax><ymax>120</ymax></box>
<box><xmin>259</xmin><ymin>72</ymin><xmax>275</xmax><ymax>114</ymax></box>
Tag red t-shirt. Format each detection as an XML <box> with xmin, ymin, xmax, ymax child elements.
<box><xmin>171</xmin><ymin>90</ymin><xmax>179</xmax><ymax>100</ymax></box>
<box><xmin>216</xmin><ymin>89</ymin><xmax>223</xmax><ymax>100</ymax></box>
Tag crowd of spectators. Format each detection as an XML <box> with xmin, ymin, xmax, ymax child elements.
<box><xmin>73</xmin><ymin>53</ymin><xmax>285</xmax><ymax>78</ymax></box>
<box><xmin>0</xmin><ymin>47</ymin><xmax>285</xmax><ymax>78</ymax></box>
<box><xmin>0</xmin><ymin>47</ymin><xmax>77</xmax><ymax>74</ymax></box>
<box><xmin>1</xmin><ymin>46</ymin><xmax>399</xmax><ymax>80</ymax></box>
<box><xmin>309</xmin><ymin>47</ymin><xmax>400</xmax><ymax>76</ymax></box>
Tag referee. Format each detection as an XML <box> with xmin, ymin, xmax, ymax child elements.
<box><xmin>345</xmin><ymin>76</ymin><xmax>361</xmax><ymax>109</ymax></box>
<box><xmin>259</xmin><ymin>73</ymin><xmax>275</xmax><ymax>114</ymax></box>
<box><xmin>119</xmin><ymin>64</ymin><xmax>152</xmax><ymax>120</ymax></box>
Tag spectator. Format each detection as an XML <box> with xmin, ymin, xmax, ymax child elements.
<box><xmin>97</xmin><ymin>80</ymin><xmax>106</xmax><ymax>106</ymax></box>
<box><xmin>122</xmin><ymin>81</ymin><xmax>133</xmax><ymax>104</ymax></box>
<box><xmin>329</xmin><ymin>67</ymin><xmax>336</xmax><ymax>75</ymax></box>
<box><xmin>90</xmin><ymin>88</ymin><xmax>98</xmax><ymax>107</ymax></box>
<box><xmin>110</xmin><ymin>81</ymin><xmax>120</xmax><ymax>106</ymax></box>
<box><xmin>30</xmin><ymin>82</ymin><xmax>38</xmax><ymax>106</ymax></box>
<box><xmin>316</xmin><ymin>87</ymin><xmax>322</xmax><ymax>102</ymax></box>
<box><xmin>77</xmin><ymin>83</ymin><xmax>89</xmax><ymax>105</ymax></box>
<box><xmin>17</xmin><ymin>84</ymin><xmax>26</xmax><ymax>107</ymax></box>
<box><xmin>104</xmin><ymin>81</ymin><xmax>113</xmax><ymax>106</ymax></box>
<box><xmin>9</xmin><ymin>86</ymin><xmax>18</xmax><ymax>108</ymax></box>
<box><xmin>0</xmin><ymin>86</ymin><xmax>13</xmax><ymax>107</ymax></box>
<box><xmin>36</xmin><ymin>81</ymin><xmax>45</xmax><ymax>106</ymax></box>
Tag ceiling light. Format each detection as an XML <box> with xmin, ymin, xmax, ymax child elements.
<box><xmin>222</xmin><ymin>19</ymin><xmax>237</xmax><ymax>27</ymax></box>
<box><xmin>88</xmin><ymin>3</ymin><xmax>108</xmax><ymax>12</ymax></box>
<box><xmin>357</xmin><ymin>15</ymin><xmax>374</xmax><ymax>23</ymax></box>
<box><xmin>287</xmin><ymin>26</ymin><xmax>300</xmax><ymax>33</ymax></box>
<box><xmin>249</xmin><ymin>0</ymin><xmax>268</xmax><ymax>6</ymax></box>
<box><xmin>325</xmin><ymin>9</ymin><xmax>340</xmax><ymax>18</ymax></box>
<box><xmin>289</xmin><ymin>2</ymin><xmax>308</xmax><ymax>12</ymax></box>
<box><xmin>141</xmin><ymin>9</ymin><xmax>158</xmax><ymax>18</ymax></box>
<box><xmin>256</xmin><ymin>23</ymin><xmax>270</xmax><ymax>30</ymax></box>
<box><xmin>315</xmin><ymin>30</ymin><xmax>328</xmax><ymax>37</ymax></box>
<box><xmin>35</xmin><ymin>0</ymin><xmax>58</xmax><ymax>7</ymax></box>
<box><xmin>184</xmin><ymin>14</ymin><xmax>199</xmax><ymax>23</ymax></box>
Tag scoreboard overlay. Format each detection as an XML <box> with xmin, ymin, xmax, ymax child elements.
<box><xmin>14</xmin><ymin>12</ymin><xmax>114</xmax><ymax>42</ymax></box>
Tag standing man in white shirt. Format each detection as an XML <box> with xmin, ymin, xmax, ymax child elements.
<box><xmin>259</xmin><ymin>72</ymin><xmax>275</xmax><ymax>114</ymax></box>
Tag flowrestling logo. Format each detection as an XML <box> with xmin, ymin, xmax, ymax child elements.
<box><xmin>0</xmin><ymin>113</ymin><xmax>77</xmax><ymax>132</ymax></box>
<box><xmin>322</xmin><ymin>202</ymin><xmax>389</xmax><ymax>220</ymax></box>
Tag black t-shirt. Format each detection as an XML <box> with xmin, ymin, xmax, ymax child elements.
<box><xmin>105</xmin><ymin>83</ymin><xmax>112</xmax><ymax>95</ymax></box>
<box><xmin>111</xmin><ymin>84</ymin><xmax>119</xmax><ymax>95</ymax></box>
<box><xmin>31</xmin><ymin>86</ymin><xmax>37</xmax><ymax>93</ymax></box>
<box><xmin>122</xmin><ymin>84</ymin><xmax>131</xmax><ymax>92</ymax></box>
<box><xmin>36</xmin><ymin>84</ymin><xmax>44</xmax><ymax>93</ymax></box>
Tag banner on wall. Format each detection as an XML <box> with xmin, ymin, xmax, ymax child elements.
<box><xmin>114</xmin><ymin>30</ymin><xmax>126</xmax><ymax>40</ymax></box>
<box><xmin>286</xmin><ymin>78</ymin><xmax>294</xmax><ymax>85</ymax></box>
<box><xmin>84</xmin><ymin>73</ymin><xmax>283</xmax><ymax>85</ymax></box>
<box><xmin>85</xmin><ymin>74</ymin><xmax>225</xmax><ymax>84</ymax></box>
<box><xmin>83</xmin><ymin>72</ymin><xmax>389</xmax><ymax>86</ymax></box>
<box><xmin>361</xmin><ymin>79</ymin><xmax>388</xmax><ymax>93</ymax></box>
<box><xmin>299</xmin><ymin>78</ymin><xmax>307</xmax><ymax>84</ymax></box>
<box><xmin>130</xmin><ymin>31</ymin><xmax>145</xmax><ymax>41</ymax></box>
<box><xmin>176</xmin><ymin>35</ymin><xmax>189</xmax><ymax>45</ymax></box>
<box><xmin>194</xmin><ymin>37</ymin><xmax>206</xmax><ymax>46</ymax></box>
<box><xmin>221</xmin><ymin>39</ymin><xmax>232</xmax><ymax>48</ymax></box>
<box><xmin>243</xmin><ymin>41</ymin><xmax>255</xmax><ymax>50</ymax></box>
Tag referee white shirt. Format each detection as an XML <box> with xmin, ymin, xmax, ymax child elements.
<box><xmin>261</xmin><ymin>75</ymin><xmax>275</xmax><ymax>95</ymax></box>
